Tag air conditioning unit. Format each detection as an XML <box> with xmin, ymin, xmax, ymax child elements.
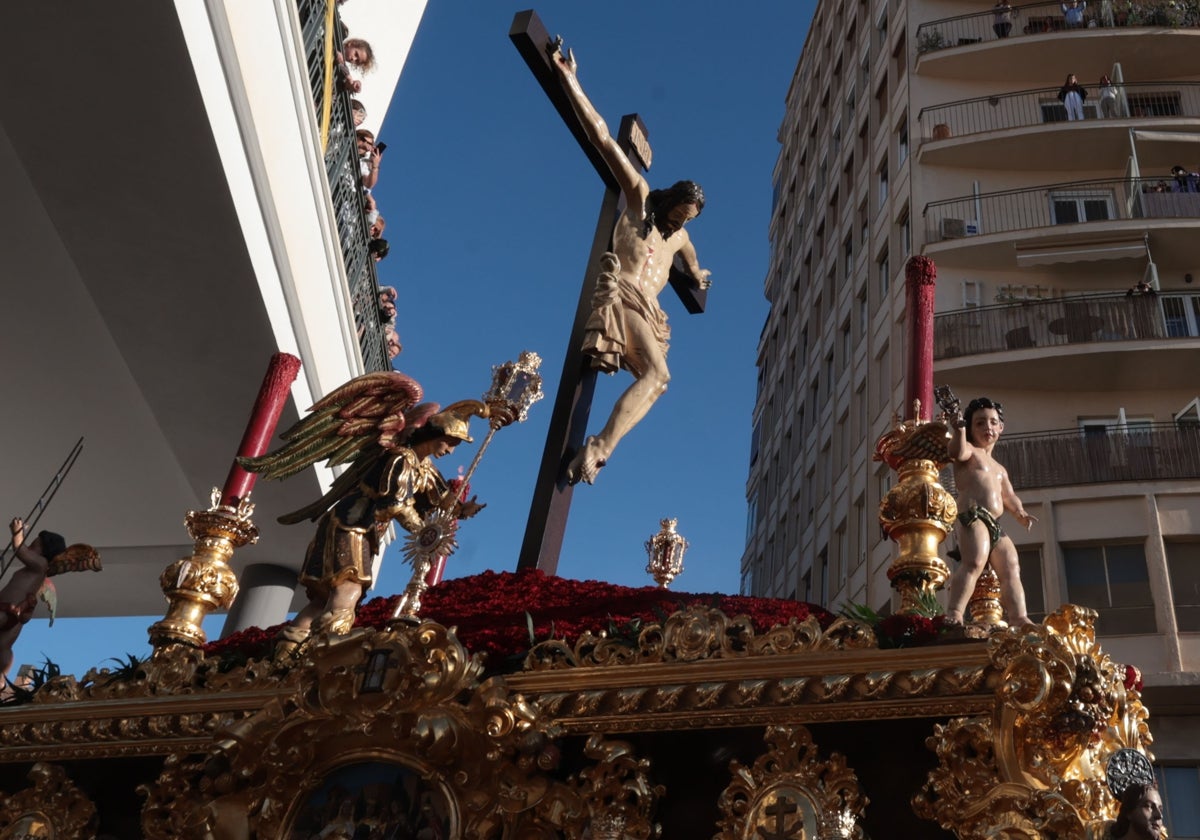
<box><xmin>940</xmin><ymin>218</ymin><xmax>979</xmax><ymax>239</ymax></box>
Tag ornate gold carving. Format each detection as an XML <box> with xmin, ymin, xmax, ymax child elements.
<box><xmin>715</xmin><ymin>725</ymin><xmax>868</xmax><ymax>840</ymax></box>
<box><xmin>913</xmin><ymin>604</ymin><xmax>1153</xmax><ymax>839</ymax></box>
<box><xmin>148</xmin><ymin>490</ymin><xmax>257</xmax><ymax>649</ymax></box>
<box><xmin>967</xmin><ymin>562</ymin><xmax>1005</xmax><ymax>627</ymax></box>
<box><xmin>875</xmin><ymin>413</ymin><xmax>957</xmax><ymax>613</ymax></box>
<box><xmin>140</xmin><ymin>621</ymin><xmax>663</xmax><ymax>840</ymax></box>
<box><xmin>0</xmin><ymin>763</ymin><xmax>96</xmax><ymax>838</ymax></box>
<box><xmin>524</xmin><ymin>607</ymin><xmax>876</xmax><ymax>671</ymax></box>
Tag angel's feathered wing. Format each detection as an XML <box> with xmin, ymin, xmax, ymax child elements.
<box><xmin>239</xmin><ymin>371</ymin><xmax>424</xmax><ymax>482</ymax></box>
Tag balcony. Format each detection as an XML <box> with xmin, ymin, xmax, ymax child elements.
<box><xmin>917</xmin><ymin>83</ymin><xmax>1200</xmax><ymax>170</ymax></box>
<box><xmin>296</xmin><ymin>0</ymin><xmax>390</xmax><ymax>372</ymax></box>
<box><xmin>923</xmin><ymin>177</ymin><xmax>1200</xmax><ymax>266</ymax></box>
<box><xmin>915</xmin><ymin>0</ymin><xmax>1200</xmax><ymax>80</ymax></box>
<box><xmin>936</xmin><ymin>291</ymin><xmax>1200</xmax><ymax>356</ymax></box>
<box><xmin>934</xmin><ymin>292</ymin><xmax>1200</xmax><ymax>388</ymax></box>
<box><xmin>994</xmin><ymin>424</ymin><xmax>1200</xmax><ymax>490</ymax></box>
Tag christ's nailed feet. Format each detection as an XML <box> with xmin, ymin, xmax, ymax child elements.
<box><xmin>566</xmin><ymin>436</ymin><xmax>608</xmax><ymax>485</ymax></box>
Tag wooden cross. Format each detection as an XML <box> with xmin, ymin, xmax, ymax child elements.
<box><xmin>509</xmin><ymin>10</ymin><xmax>706</xmax><ymax>574</ymax></box>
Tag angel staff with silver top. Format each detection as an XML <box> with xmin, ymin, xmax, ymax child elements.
<box><xmin>238</xmin><ymin>371</ymin><xmax>495</xmax><ymax>657</ymax></box>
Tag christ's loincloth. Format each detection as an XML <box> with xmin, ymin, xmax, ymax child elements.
<box><xmin>581</xmin><ymin>252</ymin><xmax>670</xmax><ymax>378</ymax></box>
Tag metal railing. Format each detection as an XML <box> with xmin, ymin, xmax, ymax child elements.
<box><xmin>994</xmin><ymin>424</ymin><xmax>1200</xmax><ymax>489</ymax></box>
<box><xmin>934</xmin><ymin>291</ymin><xmax>1200</xmax><ymax>358</ymax></box>
<box><xmin>919</xmin><ymin>82</ymin><xmax>1200</xmax><ymax>141</ymax></box>
<box><xmin>916</xmin><ymin>0</ymin><xmax>1200</xmax><ymax>54</ymax></box>
<box><xmin>925</xmin><ymin>177</ymin><xmax>1200</xmax><ymax>241</ymax></box>
<box><xmin>295</xmin><ymin>0</ymin><xmax>390</xmax><ymax>372</ymax></box>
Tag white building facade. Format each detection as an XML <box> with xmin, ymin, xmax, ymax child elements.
<box><xmin>744</xmin><ymin>0</ymin><xmax>1200</xmax><ymax>830</ymax></box>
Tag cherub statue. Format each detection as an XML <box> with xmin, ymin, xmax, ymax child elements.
<box><xmin>0</xmin><ymin>517</ymin><xmax>101</xmax><ymax>697</ymax></box>
<box><xmin>549</xmin><ymin>38</ymin><xmax>712</xmax><ymax>485</ymax></box>
<box><xmin>239</xmin><ymin>371</ymin><xmax>490</xmax><ymax>654</ymax></box>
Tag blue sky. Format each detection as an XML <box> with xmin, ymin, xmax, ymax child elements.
<box><xmin>15</xmin><ymin>1</ymin><xmax>817</xmax><ymax>678</ymax></box>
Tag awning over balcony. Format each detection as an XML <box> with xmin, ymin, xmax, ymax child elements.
<box><xmin>1015</xmin><ymin>238</ymin><xmax>1146</xmax><ymax>266</ymax></box>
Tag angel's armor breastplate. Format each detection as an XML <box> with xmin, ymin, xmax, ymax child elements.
<box><xmin>332</xmin><ymin>449</ymin><xmax>447</xmax><ymax>534</ymax></box>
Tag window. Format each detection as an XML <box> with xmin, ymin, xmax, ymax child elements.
<box><xmin>878</xmin><ymin>160</ymin><xmax>889</xmax><ymax>206</ymax></box>
<box><xmin>1165</xmin><ymin>542</ymin><xmax>1200</xmax><ymax>631</ymax></box>
<box><xmin>802</xmin><ymin>569</ymin><xmax>813</xmax><ymax>603</ymax></box>
<box><xmin>1162</xmin><ymin>294</ymin><xmax>1200</xmax><ymax>337</ymax></box>
<box><xmin>1156</xmin><ymin>765</ymin><xmax>1200</xmax><ymax>838</ymax></box>
<box><xmin>818</xmin><ymin>547</ymin><xmax>830</xmax><ymax>605</ymax></box>
<box><xmin>744</xmin><ymin>496</ymin><xmax>755</xmax><ymax>544</ymax></box>
<box><xmin>1040</xmin><ymin>99</ymin><xmax>1101</xmax><ymax>122</ymax></box>
<box><xmin>741</xmin><ymin>565</ymin><xmax>754</xmax><ymax>596</ymax></box>
<box><xmin>1050</xmin><ymin>190</ymin><xmax>1114</xmax><ymax>224</ymax></box>
<box><xmin>897</xmin><ymin>119</ymin><xmax>909</xmax><ymax>164</ymax></box>
<box><xmin>1018</xmin><ymin>548</ymin><xmax>1046</xmax><ymax>622</ymax></box>
<box><xmin>877</xmin><ymin>249</ymin><xmax>890</xmax><ymax>296</ymax></box>
<box><xmin>750</xmin><ymin>419</ymin><xmax>762</xmax><ymax>465</ymax></box>
<box><xmin>962</xmin><ymin>280</ymin><xmax>983</xmax><ymax>308</ymax></box>
<box><xmin>1128</xmin><ymin>91</ymin><xmax>1182</xmax><ymax>117</ymax></box>
<box><xmin>844</xmin><ymin>233</ymin><xmax>854</xmax><ymax>276</ymax></box>
<box><xmin>899</xmin><ymin>209</ymin><xmax>911</xmax><ymax>256</ymax></box>
<box><xmin>1063</xmin><ymin>543</ymin><xmax>1156</xmax><ymax>635</ymax></box>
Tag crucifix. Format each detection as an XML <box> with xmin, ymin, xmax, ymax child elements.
<box><xmin>510</xmin><ymin>10</ymin><xmax>710</xmax><ymax>574</ymax></box>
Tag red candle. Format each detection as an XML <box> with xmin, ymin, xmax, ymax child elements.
<box><xmin>904</xmin><ymin>256</ymin><xmax>937</xmax><ymax>421</ymax></box>
<box><xmin>219</xmin><ymin>353</ymin><xmax>302</xmax><ymax>507</ymax></box>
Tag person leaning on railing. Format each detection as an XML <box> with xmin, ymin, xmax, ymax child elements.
<box><xmin>993</xmin><ymin>0</ymin><xmax>1018</xmax><ymax>37</ymax></box>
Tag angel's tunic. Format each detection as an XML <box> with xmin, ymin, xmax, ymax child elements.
<box><xmin>299</xmin><ymin>449</ymin><xmax>447</xmax><ymax>598</ymax></box>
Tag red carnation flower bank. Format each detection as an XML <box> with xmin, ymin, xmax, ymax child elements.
<box><xmin>206</xmin><ymin>569</ymin><xmax>836</xmax><ymax>670</ymax></box>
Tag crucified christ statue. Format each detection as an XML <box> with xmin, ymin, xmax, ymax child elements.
<box><xmin>550</xmin><ymin>39</ymin><xmax>712</xmax><ymax>486</ymax></box>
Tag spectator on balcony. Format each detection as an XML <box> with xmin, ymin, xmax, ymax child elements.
<box><xmin>1058</xmin><ymin>74</ymin><xmax>1087</xmax><ymax>120</ymax></box>
<box><xmin>1061</xmin><ymin>0</ymin><xmax>1087</xmax><ymax>26</ymax></box>
<box><xmin>943</xmin><ymin>398</ymin><xmax>1038</xmax><ymax>629</ymax></box>
<box><xmin>351</xmin><ymin>99</ymin><xmax>367</xmax><ymax>127</ymax></box>
<box><xmin>356</xmin><ymin>129</ymin><xmax>381</xmax><ymax>189</ymax></box>
<box><xmin>370</xmin><ymin>214</ymin><xmax>386</xmax><ymax>240</ymax></box>
<box><xmin>384</xmin><ymin>325</ymin><xmax>402</xmax><ymax>360</ymax></box>
<box><xmin>1127</xmin><ymin>279</ymin><xmax>1156</xmax><ymax>296</ymax></box>
<box><xmin>992</xmin><ymin>0</ymin><xmax>1018</xmax><ymax>37</ymax></box>
<box><xmin>1170</xmin><ymin>165</ymin><xmax>1199</xmax><ymax>192</ymax></box>
<box><xmin>369</xmin><ymin>238</ymin><xmax>390</xmax><ymax>262</ymax></box>
<box><xmin>1099</xmin><ymin>75</ymin><xmax>1119</xmax><ymax>117</ymax></box>
<box><xmin>379</xmin><ymin>286</ymin><xmax>398</xmax><ymax>322</ymax></box>
<box><xmin>342</xmin><ymin>38</ymin><xmax>375</xmax><ymax>72</ymax></box>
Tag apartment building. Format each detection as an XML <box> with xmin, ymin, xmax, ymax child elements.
<box><xmin>744</xmin><ymin>0</ymin><xmax>1200</xmax><ymax>829</ymax></box>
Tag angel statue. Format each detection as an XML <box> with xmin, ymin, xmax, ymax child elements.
<box><xmin>239</xmin><ymin>371</ymin><xmax>494</xmax><ymax>656</ymax></box>
<box><xmin>1</xmin><ymin>517</ymin><xmax>101</xmax><ymax>699</ymax></box>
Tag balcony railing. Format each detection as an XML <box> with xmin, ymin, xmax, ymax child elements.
<box><xmin>918</xmin><ymin>82</ymin><xmax>1200</xmax><ymax>141</ymax></box>
<box><xmin>995</xmin><ymin>424</ymin><xmax>1200</xmax><ymax>489</ymax></box>
<box><xmin>916</xmin><ymin>0</ymin><xmax>1200</xmax><ymax>54</ymax></box>
<box><xmin>925</xmin><ymin>177</ymin><xmax>1200</xmax><ymax>242</ymax></box>
<box><xmin>295</xmin><ymin>0</ymin><xmax>390</xmax><ymax>372</ymax></box>
<box><xmin>934</xmin><ymin>291</ymin><xmax>1200</xmax><ymax>358</ymax></box>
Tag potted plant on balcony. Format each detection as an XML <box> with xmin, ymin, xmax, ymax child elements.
<box><xmin>918</xmin><ymin>28</ymin><xmax>948</xmax><ymax>52</ymax></box>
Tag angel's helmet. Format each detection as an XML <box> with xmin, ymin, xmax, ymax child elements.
<box><xmin>416</xmin><ymin>400</ymin><xmax>488</xmax><ymax>445</ymax></box>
